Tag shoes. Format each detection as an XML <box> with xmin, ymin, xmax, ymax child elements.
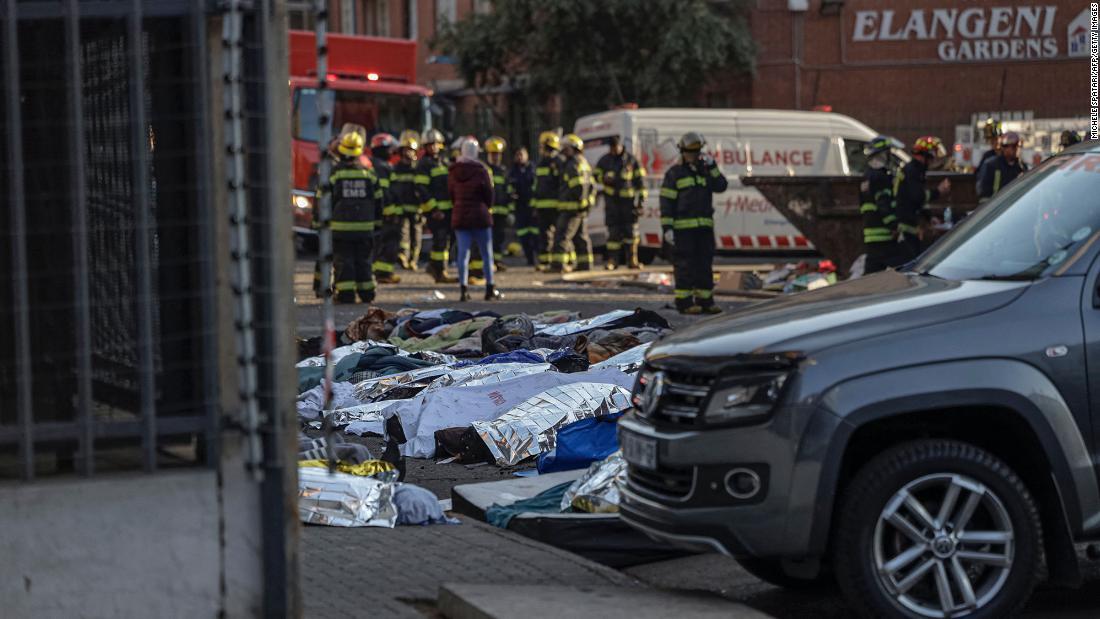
<box><xmin>701</xmin><ymin>305</ymin><xmax>722</xmax><ymax>315</ymax></box>
<box><xmin>376</xmin><ymin>273</ymin><xmax>402</xmax><ymax>284</ymax></box>
<box><xmin>535</xmin><ymin>264</ymin><xmax>548</xmax><ymax>272</ymax></box>
<box><xmin>495</xmin><ymin>261</ymin><xmax>508</xmax><ymax>272</ymax></box>
<box><xmin>679</xmin><ymin>305</ymin><xmax>703</xmax><ymax>315</ymax></box>
<box><xmin>459</xmin><ymin>285</ymin><xmax>470</xmax><ymax>302</ymax></box>
<box><xmin>398</xmin><ymin>254</ymin><xmax>411</xmax><ymax>270</ymax></box>
<box><xmin>485</xmin><ymin>284</ymin><xmax>503</xmax><ymax>301</ymax></box>
<box><xmin>468</xmin><ymin>275</ymin><xmax>486</xmax><ymax>286</ymax></box>
<box><xmin>574</xmin><ymin>264</ymin><xmax>592</xmax><ymax>272</ymax></box>
<box><xmin>628</xmin><ymin>262</ymin><xmax>642</xmax><ymax>270</ymax></box>
<box><xmin>435</xmin><ymin>272</ymin><xmax>459</xmax><ymax>284</ymax></box>
<box><xmin>605</xmin><ymin>261</ymin><xmax>618</xmax><ymax>271</ymax></box>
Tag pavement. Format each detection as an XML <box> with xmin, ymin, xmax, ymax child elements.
<box><xmin>295</xmin><ymin>253</ymin><xmax>1100</xmax><ymax>618</ymax></box>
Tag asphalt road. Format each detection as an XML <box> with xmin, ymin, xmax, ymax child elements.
<box><xmin>295</xmin><ymin>254</ymin><xmax>1100</xmax><ymax>618</ymax></box>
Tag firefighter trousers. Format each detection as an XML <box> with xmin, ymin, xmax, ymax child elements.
<box><xmin>605</xmin><ymin>198</ymin><xmax>639</xmax><ymax>265</ymax></box>
<box><xmin>864</xmin><ymin>241</ymin><xmax>900</xmax><ymax>275</ymax></box>
<box><xmin>400</xmin><ymin>210</ymin><xmax>423</xmax><ymax>267</ymax></box>
<box><xmin>551</xmin><ymin>209</ymin><xmax>592</xmax><ymax>269</ymax></box>
<box><xmin>373</xmin><ymin>216</ymin><xmax>402</xmax><ymax>278</ymax></box>
<box><xmin>333</xmin><ymin>233</ymin><xmax>375</xmax><ymax>303</ymax></box>
<box><xmin>515</xmin><ymin>206</ymin><xmax>538</xmax><ymax>265</ymax></box>
<box><xmin>536</xmin><ymin>207</ymin><xmax>558</xmax><ymax>267</ymax></box>
<box><xmin>426</xmin><ymin>212</ymin><xmax>452</xmax><ymax>275</ymax></box>
<box><xmin>491</xmin><ymin>213</ymin><xmax>510</xmax><ymax>262</ymax></box>
<box><xmin>672</xmin><ymin>227</ymin><xmax>715</xmax><ymax>310</ymax></box>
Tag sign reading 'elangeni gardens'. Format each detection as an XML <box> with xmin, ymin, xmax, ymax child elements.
<box><xmin>847</xmin><ymin>5</ymin><xmax>1091</xmax><ymax>63</ymax></box>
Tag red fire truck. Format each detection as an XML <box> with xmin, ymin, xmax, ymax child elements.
<box><xmin>288</xmin><ymin>30</ymin><xmax>432</xmax><ymax>243</ymax></box>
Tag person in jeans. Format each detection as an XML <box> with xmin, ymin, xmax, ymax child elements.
<box><xmin>448</xmin><ymin>138</ymin><xmax>503</xmax><ymax>301</ymax></box>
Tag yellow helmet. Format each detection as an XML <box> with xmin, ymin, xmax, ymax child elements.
<box><xmin>485</xmin><ymin>136</ymin><xmax>506</xmax><ymax>154</ymax></box>
<box><xmin>562</xmin><ymin>133</ymin><xmax>583</xmax><ymax>152</ymax></box>
<box><xmin>539</xmin><ymin>131</ymin><xmax>561</xmax><ymax>151</ymax></box>
<box><xmin>337</xmin><ymin>131</ymin><xmax>365</xmax><ymax>157</ymax></box>
<box><xmin>399</xmin><ymin>135</ymin><xmax>419</xmax><ymax>151</ymax></box>
<box><xmin>398</xmin><ymin>129</ymin><xmax>421</xmax><ymax>144</ymax></box>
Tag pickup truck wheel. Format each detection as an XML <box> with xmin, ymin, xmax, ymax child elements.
<box><xmin>734</xmin><ymin>556</ymin><xmax>831</xmax><ymax>590</ymax></box>
<box><xmin>834</xmin><ymin>439</ymin><xmax>1041</xmax><ymax>619</ymax></box>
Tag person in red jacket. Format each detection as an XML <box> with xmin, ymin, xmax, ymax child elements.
<box><xmin>448</xmin><ymin>138</ymin><xmax>503</xmax><ymax>301</ymax></box>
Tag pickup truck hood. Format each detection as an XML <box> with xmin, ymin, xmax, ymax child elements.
<box><xmin>647</xmin><ymin>271</ymin><xmax>1029</xmax><ymax>363</ymax></box>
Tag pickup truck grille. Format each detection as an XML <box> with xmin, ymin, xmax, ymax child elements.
<box><xmin>627</xmin><ymin>463</ymin><xmax>694</xmax><ymax>499</ymax></box>
<box><xmin>647</xmin><ymin>368</ymin><xmax>714</xmax><ymax>426</ymax></box>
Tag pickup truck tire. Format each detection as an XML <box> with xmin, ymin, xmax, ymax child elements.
<box><xmin>833</xmin><ymin>439</ymin><xmax>1041</xmax><ymax>619</ymax></box>
<box><xmin>734</xmin><ymin>556</ymin><xmax>832</xmax><ymax>590</ymax></box>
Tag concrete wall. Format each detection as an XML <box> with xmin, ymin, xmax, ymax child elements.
<box><xmin>0</xmin><ymin>469</ymin><xmax>263</xmax><ymax>617</ymax></box>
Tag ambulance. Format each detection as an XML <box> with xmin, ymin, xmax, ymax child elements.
<box><xmin>574</xmin><ymin>108</ymin><xmax>885</xmax><ymax>261</ymax></box>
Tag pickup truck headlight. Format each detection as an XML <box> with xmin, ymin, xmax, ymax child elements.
<box><xmin>293</xmin><ymin>195</ymin><xmax>312</xmax><ymax>210</ymax></box>
<box><xmin>704</xmin><ymin>372</ymin><xmax>788</xmax><ymax>423</ymax></box>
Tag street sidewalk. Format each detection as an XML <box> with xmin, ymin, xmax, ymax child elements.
<box><xmin>300</xmin><ymin>515</ymin><xmax>635</xmax><ymax>618</ymax></box>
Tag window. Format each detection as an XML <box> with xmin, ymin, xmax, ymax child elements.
<box><xmin>366</xmin><ymin>0</ymin><xmax>390</xmax><ymax>36</ymax></box>
<box><xmin>843</xmin><ymin>139</ymin><xmax>868</xmax><ymax>175</ymax></box>
<box><xmin>435</xmin><ymin>0</ymin><xmax>456</xmax><ymax>31</ymax></box>
<box><xmin>293</xmin><ymin>87</ymin><xmax>427</xmax><ymax>143</ymax></box>
<box><xmin>340</xmin><ymin>0</ymin><xmax>357</xmax><ymax>34</ymax></box>
<box><xmin>287</xmin><ymin>2</ymin><xmax>315</xmax><ymax>30</ymax></box>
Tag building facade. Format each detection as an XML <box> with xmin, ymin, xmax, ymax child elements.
<box><xmin>741</xmin><ymin>0</ymin><xmax>1091</xmax><ymax>144</ymax></box>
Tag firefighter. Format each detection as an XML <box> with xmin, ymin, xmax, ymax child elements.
<box><xmin>532</xmin><ymin>131</ymin><xmax>562</xmax><ymax>271</ymax></box>
<box><xmin>894</xmin><ymin>136</ymin><xmax>951</xmax><ymax>262</ymax></box>
<box><xmin>978</xmin><ymin>131</ymin><xmax>1027</xmax><ymax>201</ymax></box>
<box><xmin>376</xmin><ymin>135</ymin><xmax>420</xmax><ymax>283</ymax></box>
<box><xmin>659</xmin><ymin>132</ymin><xmax>728</xmax><ymax>314</ymax></box>
<box><xmin>367</xmin><ymin>133</ymin><xmax>396</xmax><ymax>283</ymax></box>
<box><xmin>974</xmin><ymin>118</ymin><xmax>1002</xmax><ymax>186</ymax></box>
<box><xmin>509</xmin><ymin>146</ymin><xmax>537</xmax><ymax>265</ymax></box>
<box><xmin>860</xmin><ymin>135</ymin><xmax>902</xmax><ymax>274</ymax></box>
<box><xmin>328</xmin><ymin>132</ymin><xmax>381</xmax><ymax>303</ymax></box>
<box><xmin>595</xmin><ymin>134</ymin><xmax>647</xmax><ymax>270</ymax></box>
<box><xmin>550</xmin><ymin>134</ymin><xmax>595</xmax><ymax>273</ymax></box>
<box><xmin>1060</xmin><ymin>129</ymin><xmax>1082</xmax><ymax>150</ymax></box>
<box><xmin>484</xmin><ymin>136</ymin><xmax>514</xmax><ymax>272</ymax></box>
<box><xmin>417</xmin><ymin>129</ymin><xmax>458</xmax><ymax>283</ymax></box>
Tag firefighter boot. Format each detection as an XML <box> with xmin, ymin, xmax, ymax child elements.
<box><xmin>627</xmin><ymin>243</ymin><xmax>642</xmax><ymax>270</ymax></box>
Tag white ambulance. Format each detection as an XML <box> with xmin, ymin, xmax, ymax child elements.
<box><xmin>574</xmin><ymin>108</ymin><xmax>883</xmax><ymax>260</ymax></box>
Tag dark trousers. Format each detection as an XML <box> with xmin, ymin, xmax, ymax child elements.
<box><xmin>572</xmin><ymin>211</ymin><xmax>593</xmax><ymax>269</ymax></box>
<box><xmin>672</xmin><ymin>227</ymin><xmax>715</xmax><ymax>310</ymax></box>
<box><xmin>333</xmin><ymin>234</ymin><xmax>375</xmax><ymax>303</ymax></box>
<box><xmin>536</xmin><ymin>207</ymin><xmax>558</xmax><ymax>266</ymax></box>
<box><xmin>515</xmin><ymin>206</ymin><xmax>538</xmax><ymax>265</ymax></box>
<box><xmin>864</xmin><ymin>242</ymin><xmax>900</xmax><ymax>274</ymax></box>
<box><xmin>400</xmin><ymin>210</ymin><xmax>422</xmax><ymax>266</ymax></box>
<box><xmin>605</xmin><ymin>198</ymin><xmax>639</xmax><ymax>264</ymax></box>
<box><xmin>374</xmin><ymin>216</ymin><xmax>402</xmax><ymax>277</ymax></box>
<box><xmin>427</xmin><ymin>213</ymin><xmax>451</xmax><ymax>273</ymax></box>
<box><xmin>491</xmin><ymin>213</ymin><xmax>510</xmax><ymax>261</ymax></box>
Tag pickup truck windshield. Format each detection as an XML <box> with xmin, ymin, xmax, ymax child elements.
<box><xmin>913</xmin><ymin>153</ymin><xmax>1100</xmax><ymax>281</ymax></box>
<box><xmin>293</xmin><ymin>88</ymin><xmax>424</xmax><ymax>142</ymax></box>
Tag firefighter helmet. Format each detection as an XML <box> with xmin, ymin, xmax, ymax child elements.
<box><xmin>677</xmin><ymin>132</ymin><xmax>706</xmax><ymax>152</ymax></box>
<box><xmin>398</xmin><ymin>129</ymin><xmax>420</xmax><ymax>144</ymax></box>
<box><xmin>981</xmin><ymin>118</ymin><xmax>1004</xmax><ymax>140</ymax></box>
<box><xmin>399</xmin><ymin>135</ymin><xmax>419</xmax><ymax>152</ymax></box>
<box><xmin>423</xmin><ymin>128</ymin><xmax>445</xmax><ymax>145</ymax></box>
<box><xmin>539</xmin><ymin>131</ymin><xmax>561</xmax><ymax>151</ymax></box>
<box><xmin>1060</xmin><ymin>130</ymin><xmax>1082</xmax><ymax>148</ymax></box>
<box><xmin>562</xmin><ymin>134</ymin><xmax>583</xmax><ymax>152</ymax></box>
<box><xmin>370</xmin><ymin>133</ymin><xmax>397</xmax><ymax>151</ymax></box>
<box><xmin>337</xmin><ymin>131</ymin><xmax>365</xmax><ymax>157</ymax></box>
<box><xmin>1001</xmin><ymin>131</ymin><xmax>1021</xmax><ymax>147</ymax></box>
<box><xmin>485</xmin><ymin>136</ymin><xmax>506</xmax><ymax>154</ymax></box>
<box><xmin>912</xmin><ymin>135</ymin><xmax>946</xmax><ymax>160</ymax></box>
<box><xmin>864</xmin><ymin>135</ymin><xmax>903</xmax><ymax>157</ymax></box>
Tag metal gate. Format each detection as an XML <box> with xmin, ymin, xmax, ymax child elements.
<box><xmin>1</xmin><ymin>0</ymin><xmax>297</xmax><ymax>615</ymax></box>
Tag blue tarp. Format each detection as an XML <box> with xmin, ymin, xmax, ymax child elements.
<box><xmin>536</xmin><ymin>412</ymin><xmax>624</xmax><ymax>474</ymax></box>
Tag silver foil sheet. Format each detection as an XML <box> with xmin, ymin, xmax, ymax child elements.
<box><xmin>297</xmin><ymin>466</ymin><xmax>398</xmax><ymax>527</ymax></box>
<box><xmin>561</xmin><ymin>451</ymin><xmax>626</xmax><ymax>513</ymax></box>
<box><xmin>533</xmin><ymin>309</ymin><xmax>633</xmax><ymax>337</ymax></box>
<box><xmin>420</xmin><ymin>363</ymin><xmax>553</xmax><ymax>393</ymax></box>
<box><xmin>297</xmin><ymin>340</ymin><xmax>457</xmax><ymax>369</ymax></box>
<box><xmin>352</xmin><ymin>365</ymin><xmax>453</xmax><ymax>402</ymax></box>
<box><xmin>322</xmin><ymin>400</ymin><xmax>399</xmax><ymax>427</ymax></box>
<box><xmin>590</xmin><ymin>342</ymin><xmax>651</xmax><ymax>374</ymax></box>
<box><xmin>472</xmin><ymin>382</ymin><xmax>632</xmax><ymax>466</ymax></box>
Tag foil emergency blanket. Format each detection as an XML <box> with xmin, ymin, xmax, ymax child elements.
<box><xmin>533</xmin><ymin>309</ymin><xmax>634</xmax><ymax>337</ymax></box>
<box><xmin>353</xmin><ymin>365</ymin><xmax>453</xmax><ymax>402</ymax></box>
<box><xmin>419</xmin><ymin>363</ymin><xmax>553</xmax><ymax>393</ymax></box>
<box><xmin>590</xmin><ymin>342</ymin><xmax>651</xmax><ymax>374</ymax></box>
<box><xmin>298</xmin><ymin>466</ymin><xmax>398</xmax><ymax>527</ymax></box>
<box><xmin>560</xmin><ymin>451</ymin><xmax>626</xmax><ymax>513</ymax></box>
<box><xmin>472</xmin><ymin>382</ymin><xmax>632</xmax><ymax>466</ymax></box>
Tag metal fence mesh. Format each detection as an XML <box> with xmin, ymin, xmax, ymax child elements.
<box><xmin>0</xmin><ymin>5</ymin><xmax>219</xmax><ymax>479</ymax></box>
